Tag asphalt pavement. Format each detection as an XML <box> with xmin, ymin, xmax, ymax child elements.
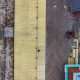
<box><xmin>46</xmin><ymin>0</ymin><xmax>72</xmax><ymax>80</ymax></box>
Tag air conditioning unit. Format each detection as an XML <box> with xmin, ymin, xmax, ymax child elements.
<box><xmin>4</xmin><ymin>27</ymin><xmax>13</xmax><ymax>38</ymax></box>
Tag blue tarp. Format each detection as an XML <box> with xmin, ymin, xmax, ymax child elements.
<box><xmin>65</xmin><ymin>65</ymin><xmax>80</xmax><ymax>80</ymax></box>
<box><xmin>68</xmin><ymin>0</ymin><xmax>80</xmax><ymax>12</ymax></box>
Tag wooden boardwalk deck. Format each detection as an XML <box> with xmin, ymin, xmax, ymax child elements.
<box><xmin>14</xmin><ymin>0</ymin><xmax>46</xmax><ymax>80</ymax></box>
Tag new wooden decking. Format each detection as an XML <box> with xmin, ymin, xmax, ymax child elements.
<box><xmin>14</xmin><ymin>0</ymin><xmax>46</xmax><ymax>80</ymax></box>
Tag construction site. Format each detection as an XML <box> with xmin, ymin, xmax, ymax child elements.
<box><xmin>0</xmin><ymin>0</ymin><xmax>80</xmax><ymax>80</ymax></box>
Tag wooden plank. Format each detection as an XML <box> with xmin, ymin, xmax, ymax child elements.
<box><xmin>14</xmin><ymin>0</ymin><xmax>46</xmax><ymax>80</ymax></box>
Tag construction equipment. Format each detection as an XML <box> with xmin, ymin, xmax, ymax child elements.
<box><xmin>65</xmin><ymin>0</ymin><xmax>80</xmax><ymax>80</ymax></box>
